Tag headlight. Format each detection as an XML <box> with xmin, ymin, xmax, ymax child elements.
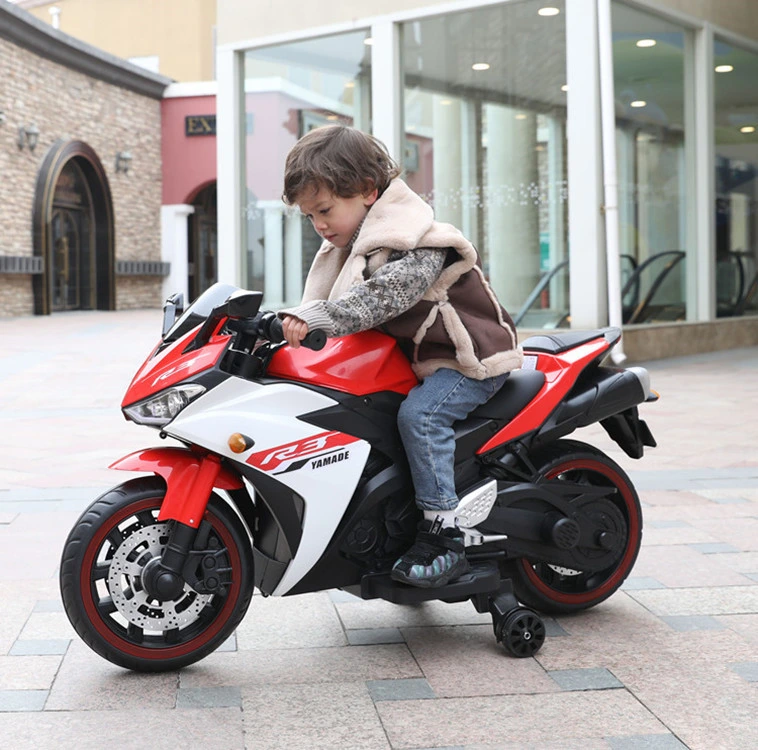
<box><xmin>123</xmin><ymin>384</ymin><xmax>206</xmax><ymax>426</ymax></box>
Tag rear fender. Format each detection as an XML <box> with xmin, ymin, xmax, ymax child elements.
<box><xmin>110</xmin><ymin>448</ymin><xmax>243</xmax><ymax>528</ymax></box>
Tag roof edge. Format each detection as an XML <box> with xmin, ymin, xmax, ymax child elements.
<box><xmin>0</xmin><ymin>0</ymin><xmax>173</xmax><ymax>99</ymax></box>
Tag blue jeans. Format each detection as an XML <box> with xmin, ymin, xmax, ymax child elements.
<box><xmin>397</xmin><ymin>367</ymin><xmax>509</xmax><ymax>511</ymax></box>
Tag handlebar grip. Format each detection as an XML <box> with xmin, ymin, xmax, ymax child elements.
<box><xmin>267</xmin><ymin>316</ymin><xmax>327</xmax><ymax>351</ymax></box>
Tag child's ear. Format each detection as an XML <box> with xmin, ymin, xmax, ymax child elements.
<box><xmin>363</xmin><ymin>185</ymin><xmax>379</xmax><ymax>207</ymax></box>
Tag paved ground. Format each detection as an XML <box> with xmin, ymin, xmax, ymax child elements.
<box><xmin>0</xmin><ymin>309</ymin><xmax>757</xmax><ymax>750</ymax></box>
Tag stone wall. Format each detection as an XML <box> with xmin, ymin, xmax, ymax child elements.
<box><xmin>0</xmin><ymin>29</ymin><xmax>165</xmax><ymax>316</ymax></box>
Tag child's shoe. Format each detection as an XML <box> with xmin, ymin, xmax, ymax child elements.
<box><xmin>390</xmin><ymin>517</ymin><xmax>469</xmax><ymax>588</ymax></box>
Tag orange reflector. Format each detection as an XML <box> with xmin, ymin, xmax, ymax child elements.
<box><xmin>228</xmin><ymin>433</ymin><xmax>252</xmax><ymax>453</ymax></box>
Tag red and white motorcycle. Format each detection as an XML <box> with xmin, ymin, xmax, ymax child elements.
<box><xmin>60</xmin><ymin>283</ymin><xmax>657</xmax><ymax>671</ymax></box>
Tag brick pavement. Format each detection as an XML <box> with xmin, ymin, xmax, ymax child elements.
<box><xmin>0</xmin><ymin>310</ymin><xmax>757</xmax><ymax>749</ymax></box>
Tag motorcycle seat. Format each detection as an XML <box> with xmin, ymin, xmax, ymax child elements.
<box><xmin>522</xmin><ymin>326</ymin><xmax>621</xmax><ymax>354</ymax></box>
<box><xmin>468</xmin><ymin>369</ymin><xmax>545</xmax><ymax>422</ymax></box>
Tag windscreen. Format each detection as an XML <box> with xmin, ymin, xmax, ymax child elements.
<box><xmin>162</xmin><ymin>283</ymin><xmax>242</xmax><ymax>344</ymax></box>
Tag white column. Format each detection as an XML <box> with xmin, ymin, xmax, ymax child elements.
<box><xmin>370</xmin><ymin>20</ymin><xmax>403</xmax><ymax>162</ymax></box>
<box><xmin>485</xmin><ymin>104</ymin><xmax>540</xmax><ymax>311</ymax></box>
<box><xmin>259</xmin><ymin>200</ymin><xmax>284</xmax><ymax>307</ymax></box>
<box><xmin>160</xmin><ymin>204</ymin><xmax>194</xmax><ymax>304</ymax></box>
<box><xmin>432</xmin><ymin>95</ymin><xmax>463</xmax><ymax>228</ymax></box>
<box><xmin>216</xmin><ymin>47</ymin><xmax>244</xmax><ymax>286</ymax></box>
<box><xmin>460</xmin><ymin>100</ymin><xmax>480</xmax><ymax>243</ymax></box>
<box><xmin>691</xmin><ymin>23</ymin><xmax>715</xmax><ymax>321</ymax></box>
<box><xmin>567</xmin><ymin>0</ymin><xmax>606</xmax><ymax>328</ymax></box>
<box><xmin>547</xmin><ymin>115</ymin><xmax>567</xmax><ymax>311</ymax></box>
<box><xmin>284</xmin><ymin>210</ymin><xmax>303</xmax><ymax>305</ymax></box>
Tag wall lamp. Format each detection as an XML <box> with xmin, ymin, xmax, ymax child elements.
<box><xmin>115</xmin><ymin>150</ymin><xmax>133</xmax><ymax>174</ymax></box>
<box><xmin>18</xmin><ymin>124</ymin><xmax>40</xmax><ymax>152</ymax></box>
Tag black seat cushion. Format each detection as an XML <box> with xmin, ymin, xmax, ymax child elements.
<box><xmin>469</xmin><ymin>369</ymin><xmax>546</xmax><ymax>422</ymax></box>
<box><xmin>521</xmin><ymin>327</ymin><xmax>621</xmax><ymax>355</ymax></box>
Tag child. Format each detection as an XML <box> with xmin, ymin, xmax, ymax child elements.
<box><xmin>280</xmin><ymin>125</ymin><xmax>523</xmax><ymax>588</ymax></box>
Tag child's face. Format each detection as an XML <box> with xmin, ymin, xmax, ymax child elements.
<box><xmin>297</xmin><ymin>186</ymin><xmax>378</xmax><ymax>249</ymax></box>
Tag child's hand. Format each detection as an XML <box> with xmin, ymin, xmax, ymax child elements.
<box><xmin>281</xmin><ymin>315</ymin><xmax>310</xmax><ymax>348</ymax></box>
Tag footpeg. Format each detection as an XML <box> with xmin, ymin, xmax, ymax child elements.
<box><xmin>455</xmin><ymin>479</ymin><xmax>497</xmax><ymax>528</ymax></box>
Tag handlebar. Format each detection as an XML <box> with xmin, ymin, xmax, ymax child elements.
<box><xmin>228</xmin><ymin>312</ymin><xmax>326</xmax><ymax>351</ymax></box>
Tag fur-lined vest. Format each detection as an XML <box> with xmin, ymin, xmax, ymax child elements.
<box><xmin>300</xmin><ymin>179</ymin><xmax>523</xmax><ymax>380</ymax></box>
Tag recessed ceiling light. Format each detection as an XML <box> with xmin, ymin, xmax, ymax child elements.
<box><xmin>630</xmin><ymin>100</ymin><xmax>647</xmax><ymax>108</ymax></box>
<box><xmin>740</xmin><ymin>126</ymin><xmax>756</xmax><ymax>133</ymax></box>
<box><xmin>344</xmin><ymin>81</ymin><xmax>355</xmax><ymax>88</ymax></box>
<box><xmin>560</xmin><ymin>84</ymin><xmax>569</xmax><ymax>92</ymax></box>
<box><xmin>472</xmin><ymin>63</ymin><xmax>490</xmax><ymax>71</ymax></box>
<box><xmin>537</xmin><ymin>7</ymin><xmax>560</xmax><ymax>16</ymax></box>
<box><xmin>439</xmin><ymin>99</ymin><xmax>453</xmax><ymax>105</ymax></box>
<box><xmin>636</xmin><ymin>39</ymin><xmax>656</xmax><ymax>48</ymax></box>
<box><xmin>326</xmin><ymin>114</ymin><xmax>338</xmax><ymax>121</ymax></box>
<box><xmin>715</xmin><ymin>64</ymin><xmax>734</xmax><ymax>73</ymax></box>
<box><xmin>515</xmin><ymin>113</ymin><xmax>528</xmax><ymax>120</ymax></box>
<box><xmin>363</xmin><ymin>37</ymin><xmax>373</xmax><ymax>45</ymax></box>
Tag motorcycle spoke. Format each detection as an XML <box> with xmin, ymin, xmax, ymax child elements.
<box><xmin>92</xmin><ymin>561</ymin><xmax>111</xmax><ymax>581</ymax></box>
<box><xmin>127</xmin><ymin>623</ymin><xmax>144</xmax><ymax>643</ymax></box>
<box><xmin>97</xmin><ymin>596</ymin><xmax>118</xmax><ymax>616</ymax></box>
<box><xmin>106</xmin><ymin>528</ymin><xmax>125</xmax><ymax>551</ymax></box>
<box><xmin>136</xmin><ymin>510</ymin><xmax>157</xmax><ymax>529</ymax></box>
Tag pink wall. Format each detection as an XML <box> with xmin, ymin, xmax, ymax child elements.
<box><xmin>161</xmin><ymin>94</ymin><xmax>217</xmax><ymax>205</ymax></box>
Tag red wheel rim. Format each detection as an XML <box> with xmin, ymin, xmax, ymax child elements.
<box><xmin>80</xmin><ymin>497</ymin><xmax>242</xmax><ymax>660</ymax></box>
<box><xmin>519</xmin><ymin>459</ymin><xmax>640</xmax><ymax>605</ymax></box>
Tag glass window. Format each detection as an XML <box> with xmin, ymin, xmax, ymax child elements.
<box><xmin>714</xmin><ymin>39</ymin><xmax>758</xmax><ymax>318</ymax></box>
<box><xmin>243</xmin><ymin>32</ymin><xmax>372</xmax><ymax>306</ymax></box>
<box><xmin>402</xmin><ymin>1</ymin><xmax>569</xmax><ymax>329</ymax></box>
<box><xmin>611</xmin><ymin>2</ymin><xmax>691</xmax><ymax>324</ymax></box>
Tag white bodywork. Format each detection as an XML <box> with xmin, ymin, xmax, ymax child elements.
<box><xmin>165</xmin><ymin>377</ymin><xmax>372</xmax><ymax>595</ymax></box>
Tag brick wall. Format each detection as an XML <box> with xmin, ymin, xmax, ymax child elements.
<box><xmin>0</xmin><ymin>36</ymin><xmax>164</xmax><ymax>316</ymax></box>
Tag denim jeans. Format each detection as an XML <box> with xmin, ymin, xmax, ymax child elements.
<box><xmin>397</xmin><ymin>367</ymin><xmax>510</xmax><ymax>511</ymax></box>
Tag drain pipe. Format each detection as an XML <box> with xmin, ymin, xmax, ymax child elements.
<box><xmin>597</xmin><ymin>0</ymin><xmax>626</xmax><ymax>364</ymax></box>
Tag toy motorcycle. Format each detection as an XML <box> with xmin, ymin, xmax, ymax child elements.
<box><xmin>60</xmin><ymin>283</ymin><xmax>657</xmax><ymax>671</ymax></box>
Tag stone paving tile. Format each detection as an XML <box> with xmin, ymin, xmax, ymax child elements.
<box><xmin>465</xmin><ymin>741</ymin><xmax>612</xmax><ymax>750</ymax></box>
<box><xmin>660</xmin><ymin>615</ymin><xmax>724</xmax><ymax>631</ymax></box>
<box><xmin>45</xmin><ymin>640</ymin><xmax>179</xmax><ymax>711</ymax></box>
<box><xmin>176</xmin><ymin>685</ymin><xmax>242</xmax><ymax>708</ymax></box>
<box><xmin>688</xmin><ymin>517</ymin><xmax>758</xmax><ymax>551</ymax></box>
<box><xmin>646</xmin><ymin>520</ymin><xmax>689</xmax><ymax>529</ymax></box>
<box><xmin>16</xmin><ymin>612</ymin><xmax>78</xmax><ymax>642</ymax></box>
<box><xmin>179</xmin><ymin>643</ymin><xmax>421</xmax><ymax>688</ymax></box>
<box><xmin>717</xmin><ymin>614</ymin><xmax>758</xmax><ymax>646</ymax></box>
<box><xmin>729</xmin><ymin>661</ymin><xmax>758</xmax><ymax>682</ymax></box>
<box><xmin>346</xmin><ymin>627</ymin><xmax>405</xmax><ymax>645</ymax></box>
<box><xmin>630</xmin><ymin>544</ymin><xmax>750</xmax><ymax>588</ymax></box>
<box><xmin>32</xmin><ymin>600</ymin><xmax>63</xmax><ymax>613</ymax></box>
<box><xmin>0</xmin><ymin>707</ymin><xmax>245</xmax><ymax>750</ymax></box>
<box><xmin>242</xmin><ymin>682</ymin><xmax>390</xmax><ymax>750</ymax></box>
<box><xmin>715</xmin><ymin>550</ymin><xmax>758</xmax><ymax>573</ymax></box>
<box><xmin>402</xmin><ymin>624</ymin><xmax>560</xmax><ymax>698</ymax></box>
<box><xmin>376</xmin><ymin>691</ymin><xmax>666</xmax><ymax>748</ymax></box>
<box><xmin>0</xmin><ymin>655</ymin><xmax>62</xmax><ymax>690</ymax></box>
<box><xmin>606</xmin><ymin>736</ymin><xmax>688</xmax><ymax>749</ymax></box>
<box><xmin>334</xmin><ymin>597</ymin><xmax>490</xmax><ymax>630</ymax></box>
<box><xmin>638</xmin><ymin>490</ymin><xmax>711</xmax><ymax>507</ymax></box>
<box><xmin>628</xmin><ymin>585</ymin><xmax>758</xmax><ymax>616</ymax></box>
<box><xmin>0</xmin><ymin>689</ymin><xmax>48</xmax><ymax>712</ymax></box>
<box><xmin>548</xmin><ymin>667</ymin><xmax>624</xmax><ymax>691</ymax></box>
<box><xmin>9</xmin><ymin>639</ymin><xmax>70</xmax><ymax>656</ymax></box>
<box><xmin>638</xmin><ymin>525</ymin><xmax>717</xmax><ymax>546</ymax></box>
<box><xmin>235</xmin><ymin>591</ymin><xmax>347</xmax><ymax>650</ymax></box>
<box><xmin>621</xmin><ymin>577</ymin><xmax>667</xmax><ymax>590</ymax></box>
<box><xmin>613</xmin><ymin>660</ymin><xmax>758</xmax><ymax>749</ymax></box>
<box><xmin>366</xmin><ymin>677</ymin><xmax>436</xmax><ymax>701</ymax></box>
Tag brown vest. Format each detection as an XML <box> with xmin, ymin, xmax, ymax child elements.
<box><xmin>301</xmin><ymin>179</ymin><xmax>523</xmax><ymax>380</ymax></box>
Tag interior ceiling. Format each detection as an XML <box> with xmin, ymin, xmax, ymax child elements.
<box><xmin>249</xmin><ymin>0</ymin><xmax>757</xmax><ymax>138</ymax></box>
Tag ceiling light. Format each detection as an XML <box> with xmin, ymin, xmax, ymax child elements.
<box><xmin>740</xmin><ymin>126</ymin><xmax>756</xmax><ymax>134</ymax></box>
<box><xmin>560</xmin><ymin>84</ymin><xmax>569</xmax><ymax>92</ymax></box>
<box><xmin>344</xmin><ymin>81</ymin><xmax>355</xmax><ymax>88</ymax></box>
<box><xmin>515</xmin><ymin>113</ymin><xmax>528</xmax><ymax>120</ymax></box>
<box><xmin>363</xmin><ymin>37</ymin><xmax>373</xmax><ymax>45</ymax></box>
<box><xmin>715</xmin><ymin>64</ymin><xmax>734</xmax><ymax>73</ymax></box>
<box><xmin>439</xmin><ymin>99</ymin><xmax>453</xmax><ymax>105</ymax></box>
<box><xmin>326</xmin><ymin>114</ymin><xmax>338</xmax><ymax>121</ymax></box>
<box><xmin>630</xmin><ymin>100</ymin><xmax>647</xmax><ymax>108</ymax></box>
<box><xmin>636</xmin><ymin>39</ymin><xmax>656</xmax><ymax>48</ymax></box>
<box><xmin>472</xmin><ymin>63</ymin><xmax>490</xmax><ymax>71</ymax></box>
<box><xmin>537</xmin><ymin>7</ymin><xmax>560</xmax><ymax>16</ymax></box>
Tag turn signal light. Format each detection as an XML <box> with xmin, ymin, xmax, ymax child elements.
<box><xmin>228</xmin><ymin>433</ymin><xmax>254</xmax><ymax>453</ymax></box>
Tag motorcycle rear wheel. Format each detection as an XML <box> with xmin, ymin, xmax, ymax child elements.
<box><xmin>60</xmin><ymin>476</ymin><xmax>254</xmax><ymax>672</ymax></box>
<box><xmin>511</xmin><ymin>439</ymin><xmax>643</xmax><ymax>615</ymax></box>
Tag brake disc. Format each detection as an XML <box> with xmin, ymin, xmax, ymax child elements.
<box><xmin>107</xmin><ymin>523</ymin><xmax>212</xmax><ymax>631</ymax></box>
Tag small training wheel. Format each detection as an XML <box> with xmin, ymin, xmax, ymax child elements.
<box><xmin>495</xmin><ymin>608</ymin><xmax>546</xmax><ymax>657</ymax></box>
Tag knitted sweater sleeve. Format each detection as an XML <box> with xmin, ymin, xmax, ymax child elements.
<box><xmin>280</xmin><ymin>248</ymin><xmax>446</xmax><ymax>337</ymax></box>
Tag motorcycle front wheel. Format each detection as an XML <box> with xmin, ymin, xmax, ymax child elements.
<box><xmin>60</xmin><ymin>476</ymin><xmax>254</xmax><ymax>672</ymax></box>
<box><xmin>511</xmin><ymin>439</ymin><xmax>643</xmax><ymax>615</ymax></box>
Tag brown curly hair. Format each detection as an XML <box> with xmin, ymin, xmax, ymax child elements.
<box><xmin>283</xmin><ymin>124</ymin><xmax>401</xmax><ymax>205</ymax></box>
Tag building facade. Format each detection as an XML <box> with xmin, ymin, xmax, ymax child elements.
<box><xmin>215</xmin><ymin>0</ymin><xmax>758</xmax><ymax>359</ymax></box>
<box><xmin>0</xmin><ymin>1</ymin><xmax>171</xmax><ymax>316</ymax></box>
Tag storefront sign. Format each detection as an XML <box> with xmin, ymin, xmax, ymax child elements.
<box><xmin>185</xmin><ymin>115</ymin><xmax>216</xmax><ymax>136</ymax></box>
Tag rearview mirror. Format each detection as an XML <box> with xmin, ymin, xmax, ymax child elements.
<box><xmin>161</xmin><ymin>292</ymin><xmax>185</xmax><ymax>338</ymax></box>
<box><xmin>221</xmin><ymin>290</ymin><xmax>263</xmax><ymax>320</ymax></box>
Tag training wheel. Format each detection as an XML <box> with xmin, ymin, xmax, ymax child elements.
<box><xmin>495</xmin><ymin>607</ymin><xmax>546</xmax><ymax>658</ymax></box>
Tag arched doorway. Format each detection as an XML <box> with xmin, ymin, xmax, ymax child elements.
<box><xmin>188</xmin><ymin>182</ymin><xmax>217</xmax><ymax>300</ymax></box>
<box><xmin>33</xmin><ymin>140</ymin><xmax>114</xmax><ymax>315</ymax></box>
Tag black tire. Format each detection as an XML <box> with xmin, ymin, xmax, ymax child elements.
<box><xmin>60</xmin><ymin>476</ymin><xmax>254</xmax><ymax>672</ymax></box>
<box><xmin>496</xmin><ymin>608</ymin><xmax>546</xmax><ymax>658</ymax></box>
<box><xmin>510</xmin><ymin>440</ymin><xmax>643</xmax><ymax>615</ymax></box>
